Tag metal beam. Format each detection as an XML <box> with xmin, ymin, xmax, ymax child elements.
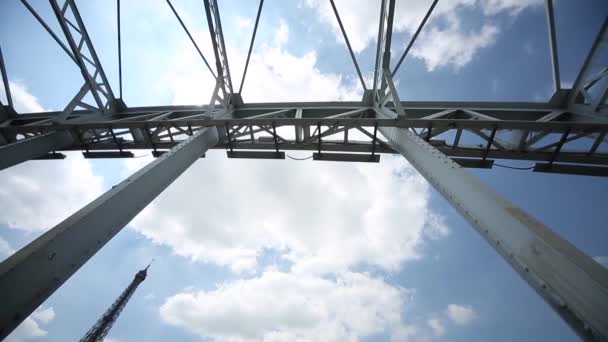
<box><xmin>0</xmin><ymin>45</ymin><xmax>13</xmax><ymax>109</ymax></box>
<box><xmin>392</xmin><ymin>0</ymin><xmax>437</xmax><ymax>76</ymax></box>
<box><xmin>568</xmin><ymin>17</ymin><xmax>608</xmax><ymax>116</ymax></box>
<box><xmin>0</xmin><ymin>131</ymin><xmax>74</xmax><ymax>170</ymax></box>
<box><xmin>166</xmin><ymin>0</ymin><xmax>216</xmax><ymax>79</ymax></box>
<box><xmin>238</xmin><ymin>0</ymin><xmax>263</xmax><ymax>94</ymax></box>
<box><xmin>117</xmin><ymin>0</ymin><xmax>123</xmax><ymax>98</ymax></box>
<box><xmin>381</xmin><ymin>0</ymin><xmax>396</xmax><ymax>71</ymax></box>
<box><xmin>0</xmin><ymin>126</ymin><xmax>219</xmax><ymax>340</ymax></box>
<box><xmin>49</xmin><ymin>0</ymin><xmax>116</xmax><ymax>114</ymax></box>
<box><xmin>377</xmin><ymin>107</ymin><xmax>608</xmax><ymax>341</ymax></box>
<box><xmin>203</xmin><ymin>0</ymin><xmax>233</xmax><ymax>101</ymax></box>
<box><xmin>20</xmin><ymin>0</ymin><xmax>77</xmax><ymax>63</ymax></box>
<box><xmin>372</xmin><ymin>0</ymin><xmax>387</xmax><ymax>95</ymax></box>
<box><xmin>329</xmin><ymin>0</ymin><xmax>367</xmax><ymax>91</ymax></box>
<box><xmin>545</xmin><ymin>0</ymin><xmax>561</xmax><ymax>93</ymax></box>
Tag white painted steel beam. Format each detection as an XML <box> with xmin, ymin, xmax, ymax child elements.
<box><xmin>0</xmin><ymin>131</ymin><xmax>74</xmax><ymax>170</ymax></box>
<box><xmin>0</xmin><ymin>126</ymin><xmax>219</xmax><ymax>340</ymax></box>
<box><xmin>377</xmin><ymin>107</ymin><xmax>608</xmax><ymax>341</ymax></box>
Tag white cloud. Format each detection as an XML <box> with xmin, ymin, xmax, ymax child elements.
<box><xmin>131</xmin><ymin>20</ymin><xmax>447</xmax><ymax>274</ymax></box>
<box><xmin>411</xmin><ymin>15</ymin><xmax>499</xmax><ymax>71</ymax></box>
<box><xmin>129</xmin><ymin>153</ymin><xmax>445</xmax><ymax>274</ymax></box>
<box><xmin>0</xmin><ymin>152</ymin><xmax>104</xmax><ymax>232</ymax></box>
<box><xmin>305</xmin><ymin>0</ymin><xmax>540</xmax><ymax>71</ymax></box>
<box><xmin>164</xmin><ymin>18</ymin><xmax>361</xmax><ymax>105</ymax></box>
<box><xmin>523</xmin><ymin>41</ymin><xmax>534</xmax><ymax>55</ymax></box>
<box><xmin>0</xmin><ymin>80</ymin><xmax>45</xmax><ymax>113</ymax></box>
<box><xmin>482</xmin><ymin>0</ymin><xmax>543</xmax><ymax>16</ymax></box>
<box><xmin>427</xmin><ymin>318</ymin><xmax>446</xmax><ymax>337</ymax></box>
<box><xmin>0</xmin><ymin>236</ymin><xmax>15</xmax><ymax>261</ymax></box>
<box><xmin>5</xmin><ymin>307</ymin><xmax>55</xmax><ymax>342</ymax></box>
<box><xmin>130</xmin><ymin>17</ymin><xmax>448</xmax><ymax>342</ymax></box>
<box><xmin>31</xmin><ymin>307</ymin><xmax>55</xmax><ymax>325</ymax></box>
<box><xmin>160</xmin><ymin>271</ymin><xmax>413</xmax><ymax>341</ymax></box>
<box><xmin>446</xmin><ymin>304</ymin><xmax>477</xmax><ymax>325</ymax></box>
<box><xmin>236</xmin><ymin>16</ymin><xmax>253</xmax><ymax>32</ymax></box>
<box><xmin>594</xmin><ymin>256</ymin><xmax>608</xmax><ymax>269</ymax></box>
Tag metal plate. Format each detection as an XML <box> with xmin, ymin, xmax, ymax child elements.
<box><xmin>313</xmin><ymin>152</ymin><xmax>380</xmax><ymax>163</ymax></box>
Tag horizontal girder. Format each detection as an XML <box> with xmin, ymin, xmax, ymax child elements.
<box><xmin>0</xmin><ymin>104</ymin><xmax>606</xmax><ymax>174</ymax></box>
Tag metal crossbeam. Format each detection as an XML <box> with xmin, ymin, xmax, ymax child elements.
<box><xmin>1</xmin><ymin>104</ymin><xmax>606</xmax><ymax>173</ymax></box>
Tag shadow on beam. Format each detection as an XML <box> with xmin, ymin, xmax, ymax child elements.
<box><xmin>452</xmin><ymin>158</ymin><xmax>494</xmax><ymax>169</ymax></box>
<box><xmin>313</xmin><ymin>152</ymin><xmax>380</xmax><ymax>163</ymax></box>
<box><xmin>153</xmin><ymin>150</ymin><xmax>205</xmax><ymax>158</ymax></box>
<box><xmin>82</xmin><ymin>151</ymin><xmax>134</xmax><ymax>159</ymax></box>
<box><xmin>227</xmin><ymin>151</ymin><xmax>285</xmax><ymax>159</ymax></box>
<box><xmin>533</xmin><ymin>163</ymin><xmax>608</xmax><ymax>177</ymax></box>
<box><xmin>32</xmin><ymin>152</ymin><xmax>66</xmax><ymax>160</ymax></box>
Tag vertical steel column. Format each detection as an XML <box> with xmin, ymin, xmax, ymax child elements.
<box><xmin>377</xmin><ymin>108</ymin><xmax>608</xmax><ymax>341</ymax></box>
<box><xmin>0</xmin><ymin>126</ymin><xmax>219</xmax><ymax>340</ymax></box>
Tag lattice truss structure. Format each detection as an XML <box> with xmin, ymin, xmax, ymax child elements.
<box><xmin>0</xmin><ymin>0</ymin><xmax>607</xmax><ymax>341</ymax></box>
<box><xmin>80</xmin><ymin>266</ymin><xmax>149</xmax><ymax>342</ymax></box>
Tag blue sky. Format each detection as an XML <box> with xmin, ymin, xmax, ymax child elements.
<box><xmin>1</xmin><ymin>0</ymin><xmax>608</xmax><ymax>341</ymax></box>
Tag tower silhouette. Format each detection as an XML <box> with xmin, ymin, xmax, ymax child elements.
<box><xmin>79</xmin><ymin>265</ymin><xmax>150</xmax><ymax>342</ymax></box>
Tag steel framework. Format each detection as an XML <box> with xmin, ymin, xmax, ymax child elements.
<box><xmin>0</xmin><ymin>0</ymin><xmax>607</xmax><ymax>340</ymax></box>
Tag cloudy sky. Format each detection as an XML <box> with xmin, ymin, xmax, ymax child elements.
<box><xmin>1</xmin><ymin>0</ymin><xmax>607</xmax><ymax>341</ymax></box>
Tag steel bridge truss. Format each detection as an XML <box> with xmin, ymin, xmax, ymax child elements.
<box><xmin>0</xmin><ymin>0</ymin><xmax>607</xmax><ymax>341</ymax></box>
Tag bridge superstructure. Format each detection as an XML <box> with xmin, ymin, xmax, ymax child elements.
<box><xmin>0</xmin><ymin>0</ymin><xmax>607</xmax><ymax>340</ymax></box>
